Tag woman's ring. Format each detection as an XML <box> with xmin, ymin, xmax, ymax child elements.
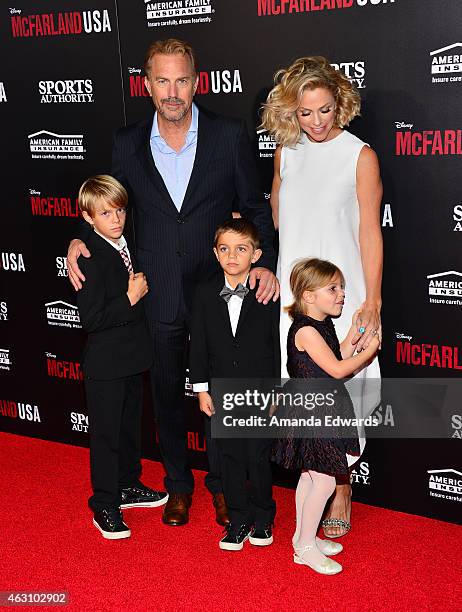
<box><xmin>371</xmin><ymin>329</ymin><xmax>377</xmax><ymax>335</ymax></box>
<box><xmin>359</xmin><ymin>326</ymin><xmax>366</xmax><ymax>334</ymax></box>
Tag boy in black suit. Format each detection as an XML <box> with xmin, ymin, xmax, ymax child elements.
<box><xmin>189</xmin><ymin>219</ymin><xmax>280</xmax><ymax>550</ymax></box>
<box><xmin>77</xmin><ymin>175</ymin><xmax>168</xmax><ymax>539</ymax></box>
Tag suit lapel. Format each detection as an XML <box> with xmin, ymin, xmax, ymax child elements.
<box><xmin>235</xmin><ymin>281</ymin><xmax>256</xmax><ymax>338</ymax></box>
<box><xmin>180</xmin><ymin>109</ymin><xmax>219</xmax><ymax>215</ymax></box>
<box><xmin>134</xmin><ymin>119</ymin><xmax>178</xmax><ymax>217</ymax></box>
<box><xmin>213</xmin><ymin>275</ymin><xmax>234</xmax><ymax>337</ymax></box>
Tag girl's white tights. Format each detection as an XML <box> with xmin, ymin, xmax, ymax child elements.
<box><xmin>292</xmin><ymin>470</ymin><xmax>336</xmax><ymax>565</ymax></box>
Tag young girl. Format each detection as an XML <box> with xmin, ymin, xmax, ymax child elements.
<box><xmin>273</xmin><ymin>258</ymin><xmax>380</xmax><ymax>575</ymax></box>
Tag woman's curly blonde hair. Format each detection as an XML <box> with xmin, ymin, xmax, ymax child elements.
<box><xmin>260</xmin><ymin>56</ymin><xmax>361</xmax><ymax>148</ymax></box>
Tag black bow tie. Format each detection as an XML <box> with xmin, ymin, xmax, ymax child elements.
<box><xmin>219</xmin><ymin>283</ymin><xmax>249</xmax><ymax>303</ymax></box>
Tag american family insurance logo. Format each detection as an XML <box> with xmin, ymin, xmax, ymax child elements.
<box><xmin>256</xmin><ymin>129</ymin><xmax>276</xmax><ymax>159</ymax></box>
<box><xmin>46</xmin><ymin>352</ymin><xmax>83</xmax><ymax>381</ymax></box>
<box><xmin>0</xmin><ymin>400</ymin><xmax>41</xmax><ymax>423</ymax></box>
<box><xmin>428</xmin><ymin>469</ymin><xmax>462</xmax><ymax>503</ymax></box>
<box><xmin>430</xmin><ymin>43</ymin><xmax>462</xmax><ymax>84</ymax></box>
<box><xmin>128</xmin><ymin>67</ymin><xmax>242</xmax><ymax>96</ymax></box>
<box><xmin>29</xmin><ymin>189</ymin><xmax>81</xmax><ymax>218</ymax></box>
<box><xmin>0</xmin><ymin>349</ymin><xmax>12</xmax><ymax>372</ymax></box>
<box><xmin>28</xmin><ymin>131</ymin><xmax>85</xmax><ymax>160</ymax></box>
<box><xmin>45</xmin><ymin>300</ymin><xmax>81</xmax><ymax>329</ymax></box>
<box><xmin>257</xmin><ymin>0</ymin><xmax>395</xmax><ymax>16</ymax></box>
<box><xmin>427</xmin><ymin>271</ymin><xmax>462</xmax><ymax>306</ymax></box>
<box><xmin>395</xmin><ymin>123</ymin><xmax>462</xmax><ymax>156</ymax></box>
<box><xmin>10</xmin><ymin>8</ymin><xmax>111</xmax><ymax>37</ymax></box>
<box><xmin>38</xmin><ymin>79</ymin><xmax>94</xmax><ymax>104</ymax></box>
<box><xmin>145</xmin><ymin>0</ymin><xmax>214</xmax><ymax>28</ymax></box>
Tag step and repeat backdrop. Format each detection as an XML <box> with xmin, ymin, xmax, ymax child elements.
<box><xmin>1</xmin><ymin>0</ymin><xmax>461</xmax><ymax>524</ymax></box>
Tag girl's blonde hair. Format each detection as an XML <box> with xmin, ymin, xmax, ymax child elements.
<box><xmin>286</xmin><ymin>258</ymin><xmax>345</xmax><ymax>320</ymax></box>
<box><xmin>260</xmin><ymin>56</ymin><xmax>361</xmax><ymax>147</ymax></box>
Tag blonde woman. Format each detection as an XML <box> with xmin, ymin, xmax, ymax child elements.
<box><xmin>261</xmin><ymin>57</ymin><xmax>383</xmax><ymax>538</ymax></box>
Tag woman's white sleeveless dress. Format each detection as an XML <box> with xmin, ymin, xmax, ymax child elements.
<box><xmin>277</xmin><ymin>130</ymin><xmax>381</xmax><ymax>460</ymax></box>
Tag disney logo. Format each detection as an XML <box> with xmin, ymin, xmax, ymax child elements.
<box><xmin>45</xmin><ymin>352</ymin><xmax>56</xmax><ymax>358</ymax></box>
<box><xmin>9</xmin><ymin>7</ymin><xmax>21</xmax><ymax>14</ymax></box>
<box><xmin>395</xmin><ymin>122</ymin><xmax>413</xmax><ymax>130</ymax></box>
<box><xmin>128</xmin><ymin>67</ymin><xmax>141</xmax><ymax>74</ymax></box>
<box><xmin>395</xmin><ymin>333</ymin><xmax>413</xmax><ymax>341</ymax></box>
<box><xmin>29</xmin><ymin>189</ymin><xmax>40</xmax><ymax>195</ymax></box>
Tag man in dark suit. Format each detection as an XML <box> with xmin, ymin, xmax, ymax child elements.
<box><xmin>67</xmin><ymin>39</ymin><xmax>278</xmax><ymax>526</ymax></box>
<box><xmin>76</xmin><ymin>175</ymin><xmax>168</xmax><ymax>539</ymax></box>
<box><xmin>189</xmin><ymin>219</ymin><xmax>280</xmax><ymax>550</ymax></box>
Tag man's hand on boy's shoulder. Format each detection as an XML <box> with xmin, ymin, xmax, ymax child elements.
<box><xmin>197</xmin><ymin>392</ymin><xmax>215</xmax><ymax>417</ymax></box>
<box><xmin>249</xmin><ymin>268</ymin><xmax>280</xmax><ymax>304</ymax></box>
<box><xmin>67</xmin><ymin>239</ymin><xmax>91</xmax><ymax>291</ymax></box>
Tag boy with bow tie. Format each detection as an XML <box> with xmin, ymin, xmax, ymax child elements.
<box><xmin>189</xmin><ymin>219</ymin><xmax>280</xmax><ymax>550</ymax></box>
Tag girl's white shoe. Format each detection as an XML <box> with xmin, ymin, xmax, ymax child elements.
<box><xmin>292</xmin><ymin>536</ymin><xmax>343</xmax><ymax>556</ymax></box>
<box><xmin>293</xmin><ymin>544</ymin><xmax>343</xmax><ymax>575</ymax></box>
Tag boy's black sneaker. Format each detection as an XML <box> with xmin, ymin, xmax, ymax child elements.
<box><xmin>249</xmin><ymin>524</ymin><xmax>273</xmax><ymax>546</ymax></box>
<box><xmin>120</xmin><ymin>483</ymin><xmax>169</xmax><ymax>509</ymax></box>
<box><xmin>93</xmin><ymin>508</ymin><xmax>131</xmax><ymax>540</ymax></box>
<box><xmin>219</xmin><ymin>523</ymin><xmax>253</xmax><ymax>551</ymax></box>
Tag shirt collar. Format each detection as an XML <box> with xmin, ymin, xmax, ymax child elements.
<box><xmin>224</xmin><ymin>274</ymin><xmax>249</xmax><ymax>290</ymax></box>
<box><xmin>94</xmin><ymin>229</ymin><xmax>127</xmax><ymax>252</ymax></box>
<box><xmin>151</xmin><ymin>102</ymin><xmax>198</xmax><ymax>141</ymax></box>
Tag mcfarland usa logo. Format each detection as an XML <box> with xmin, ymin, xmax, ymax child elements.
<box><xmin>331</xmin><ymin>61</ymin><xmax>365</xmax><ymax>89</ymax></box>
<box><xmin>395</xmin><ymin>122</ymin><xmax>462</xmax><ymax>156</ymax></box>
<box><xmin>0</xmin><ymin>301</ymin><xmax>7</xmax><ymax>321</ymax></box>
<box><xmin>38</xmin><ymin>79</ymin><xmax>94</xmax><ymax>103</ymax></box>
<box><xmin>257</xmin><ymin>0</ymin><xmax>396</xmax><ymax>17</ymax></box>
<box><xmin>29</xmin><ymin>189</ymin><xmax>81</xmax><ymax>218</ymax></box>
<box><xmin>145</xmin><ymin>0</ymin><xmax>214</xmax><ymax>28</ymax></box>
<box><xmin>46</xmin><ymin>352</ymin><xmax>83</xmax><ymax>381</ymax></box>
<box><xmin>0</xmin><ymin>399</ymin><xmax>41</xmax><ymax>423</ymax></box>
<box><xmin>45</xmin><ymin>300</ymin><xmax>81</xmax><ymax>329</ymax></box>
<box><xmin>428</xmin><ymin>469</ymin><xmax>462</xmax><ymax>503</ymax></box>
<box><xmin>0</xmin><ymin>252</ymin><xmax>25</xmax><ymax>272</ymax></box>
<box><xmin>396</xmin><ymin>334</ymin><xmax>462</xmax><ymax>371</ymax></box>
<box><xmin>427</xmin><ymin>270</ymin><xmax>462</xmax><ymax>306</ymax></box>
<box><xmin>128</xmin><ymin>66</ymin><xmax>242</xmax><ymax>96</ymax></box>
<box><xmin>10</xmin><ymin>8</ymin><xmax>111</xmax><ymax>37</ymax></box>
<box><xmin>256</xmin><ymin>129</ymin><xmax>276</xmax><ymax>159</ymax></box>
<box><xmin>28</xmin><ymin>130</ymin><xmax>86</xmax><ymax>161</ymax></box>
<box><xmin>430</xmin><ymin>43</ymin><xmax>462</xmax><ymax>85</ymax></box>
<box><xmin>0</xmin><ymin>349</ymin><xmax>12</xmax><ymax>372</ymax></box>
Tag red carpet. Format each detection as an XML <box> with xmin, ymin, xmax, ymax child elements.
<box><xmin>0</xmin><ymin>432</ymin><xmax>460</xmax><ymax>611</ymax></box>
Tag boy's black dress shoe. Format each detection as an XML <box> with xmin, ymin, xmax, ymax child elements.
<box><xmin>219</xmin><ymin>523</ymin><xmax>253</xmax><ymax>551</ymax></box>
<box><xmin>120</xmin><ymin>483</ymin><xmax>169</xmax><ymax>509</ymax></box>
<box><xmin>249</xmin><ymin>524</ymin><xmax>273</xmax><ymax>546</ymax></box>
<box><xmin>93</xmin><ymin>508</ymin><xmax>131</xmax><ymax>540</ymax></box>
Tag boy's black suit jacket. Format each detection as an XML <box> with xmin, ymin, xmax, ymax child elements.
<box><xmin>107</xmin><ymin>105</ymin><xmax>276</xmax><ymax>324</ymax></box>
<box><xmin>189</xmin><ymin>273</ymin><xmax>280</xmax><ymax>385</ymax></box>
<box><xmin>76</xmin><ymin>231</ymin><xmax>152</xmax><ymax>380</ymax></box>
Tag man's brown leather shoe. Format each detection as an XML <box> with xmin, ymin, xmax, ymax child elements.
<box><xmin>213</xmin><ymin>493</ymin><xmax>230</xmax><ymax>527</ymax></box>
<box><xmin>162</xmin><ymin>493</ymin><xmax>192</xmax><ymax>526</ymax></box>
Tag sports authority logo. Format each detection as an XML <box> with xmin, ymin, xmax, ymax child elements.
<box><xmin>430</xmin><ymin>43</ymin><xmax>462</xmax><ymax>84</ymax></box>
<box><xmin>0</xmin><ymin>82</ymin><xmax>6</xmax><ymax>102</ymax></box>
<box><xmin>452</xmin><ymin>415</ymin><xmax>462</xmax><ymax>439</ymax></box>
<box><xmin>45</xmin><ymin>300</ymin><xmax>81</xmax><ymax>329</ymax></box>
<box><xmin>0</xmin><ymin>349</ymin><xmax>12</xmax><ymax>372</ymax></box>
<box><xmin>428</xmin><ymin>469</ymin><xmax>462</xmax><ymax>503</ymax></box>
<box><xmin>0</xmin><ymin>400</ymin><xmax>41</xmax><ymax>423</ymax></box>
<box><xmin>71</xmin><ymin>412</ymin><xmax>88</xmax><ymax>432</ymax></box>
<box><xmin>145</xmin><ymin>1</ymin><xmax>214</xmax><ymax>28</ymax></box>
<box><xmin>30</xmin><ymin>189</ymin><xmax>81</xmax><ymax>217</ymax></box>
<box><xmin>28</xmin><ymin>131</ymin><xmax>85</xmax><ymax>160</ymax></box>
<box><xmin>256</xmin><ymin>129</ymin><xmax>276</xmax><ymax>159</ymax></box>
<box><xmin>396</xmin><ymin>339</ymin><xmax>462</xmax><ymax>370</ymax></box>
<box><xmin>0</xmin><ymin>252</ymin><xmax>25</xmax><ymax>272</ymax></box>
<box><xmin>38</xmin><ymin>79</ymin><xmax>94</xmax><ymax>103</ymax></box>
<box><xmin>427</xmin><ymin>271</ymin><xmax>462</xmax><ymax>306</ymax></box>
<box><xmin>0</xmin><ymin>302</ymin><xmax>7</xmax><ymax>321</ymax></box>
<box><xmin>10</xmin><ymin>8</ymin><xmax>111</xmax><ymax>37</ymax></box>
<box><xmin>395</xmin><ymin>123</ymin><xmax>462</xmax><ymax>156</ymax></box>
<box><xmin>128</xmin><ymin>67</ymin><xmax>242</xmax><ymax>96</ymax></box>
<box><xmin>453</xmin><ymin>204</ymin><xmax>462</xmax><ymax>231</ymax></box>
<box><xmin>56</xmin><ymin>257</ymin><xmax>68</xmax><ymax>277</ymax></box>
<box><xmin>257</xmin><ymin>0</ymin><xmax>396</xmax><ymax>17</ymax></box>
<box><xmin>46</xmin><ymin>352</ymin><xmax>83</xmax><ymax>380</ymax></box>
<box><xmin>350</xmin><ymin>461</ymin><xmax>370</xmax><ymax>485</ymax></box>
<box><xmin>331</xmin><ymin>61</ymin><xmax>365</xmax><ymax>89</ymax></box>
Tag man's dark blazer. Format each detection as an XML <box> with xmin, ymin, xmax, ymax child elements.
<box><xmin>189</xmin><ymin>273</ymin><xmax>280</xmax><ymax>385</ymax></box>
<box><xmin>109</xmin><ymin>105</ymin><xmax>276</xmax><ymax>324</ymax></box>
<box><xmin>76</xmin><ymin>231</ymin><xmax>152</xmax><ymax>380</ymax></box>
